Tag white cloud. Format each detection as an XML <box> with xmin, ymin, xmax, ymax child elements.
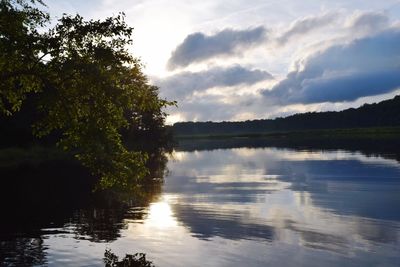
<box><xmin>276</xmin><ymin>12</ymin><xmax>338</xmax><ymax>45</ymax></box>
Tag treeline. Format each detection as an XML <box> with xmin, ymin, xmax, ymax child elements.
<box><xmin>173</xmin><ymin>95</ymin><xmax>400</xmax><ymax>136</ymax></box>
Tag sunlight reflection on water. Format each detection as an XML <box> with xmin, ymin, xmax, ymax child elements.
<box><xmin>144</xmin><ymin>200</ymin><xmax>178</xmax><ymax>229</ymax></box>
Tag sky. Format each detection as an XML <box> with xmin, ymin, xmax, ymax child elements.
<box><xmin>46</xmin><ymin>0</ymin><xmax>400</xmax><ymax>124</ymax></box>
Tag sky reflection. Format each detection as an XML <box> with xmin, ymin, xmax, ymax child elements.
<box><xmin>24</xmin><ymin>147</ymin><xmax>400</xmax><ymax>266</ymax></box>
<box><xmin>148</xmin><ymin>147</ymin><xmax>400</xmax><ymax>266</ymax></box>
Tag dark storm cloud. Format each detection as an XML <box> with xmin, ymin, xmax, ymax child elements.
<box><xmin>155</xmin><ymin>65</ymin><xmax>273</xmax><ymax>100</ymax></box>
<box><xmin>167</xmin><ymin>27</ymin><xmax>267</xmax><ymax>70</ymax></box>
<box><xmin>262</xmin><ymin>28</ymin><xmax>400</xmax><ymax>104</ymax></box>
<box><xmin>277</xmin><ymin>12</ymin><xmax>337</xmax><ymax>45</ymax></box>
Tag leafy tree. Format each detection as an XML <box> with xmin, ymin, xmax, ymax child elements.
<box><xmin>0</xmin><ymin>0</ymin><xmax>174</xmax><ymax>187</ymax></box>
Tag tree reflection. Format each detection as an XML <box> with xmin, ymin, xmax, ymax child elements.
<box><xmin>0</xmin><ymin>237</ymin><xmax>46</xmax><ymax>266</ymax></box>
<box><xmin>104</xmin><ymin>249</ymin><xmax>155</xmax><ymax>267</ymax></box>
<box><xmin>175</xmin><ymin>136</ymin><xmax>400</xmax><ymax>163</ymax></box>
<box><xmin>0</xmin><ymin>145</ymin><xmax>170</xmax><ymax>265</ymax></box>
<box><xmin>70</xmin><ymin>147</ymin><xmax>169</xmax><ymax>243</ymax></box>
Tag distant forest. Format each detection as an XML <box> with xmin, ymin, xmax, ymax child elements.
<box><xmin>173</xmin><ymin>95</ymin><xmax>400</xmax><ymax>136</ymax></box>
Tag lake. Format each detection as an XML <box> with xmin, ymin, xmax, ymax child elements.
<box><xmin>1</xmin><ymin>140</ymin><xmax>400</xmax><ymax>266</ymax></box>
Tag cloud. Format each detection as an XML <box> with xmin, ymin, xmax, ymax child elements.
<box><xmin>155</xmin><ymin>65</ymin><xmax>273</xmax><ymax>100</ymax></box>
<box><xmin>277</xmin><ymin>12</ymin><xmax>338</xmax><ymax>45</ymax></box>
<box><xmin>347</xmin><ymin>11</ymin><xmax>389</xmax><ymax>35</ymax></box>
<box><xmin>167</xmin><ymin>27</ymin><xmax>268</xmax><ymax>70</ymax></box>
<box><xmin>165</xmin><ymin>97</ymin><xmax>235</xmax><ymax>122</ymax></box>
<box><xmin>262</xmin><ymin>27</ymin><xmax>400</xmax><ymax>105</ymax></box>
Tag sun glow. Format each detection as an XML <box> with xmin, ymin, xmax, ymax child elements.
<box><xmin>166</xmin><ymin>113</ymin><xmax>185</xmax><ymax>125</ymax></box>
<box><xmin>146</xmin><ymin>201</ymin><xmax>177</xmax><ymax>228</ymax></box>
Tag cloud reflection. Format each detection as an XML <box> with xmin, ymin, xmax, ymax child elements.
<box><xmin>162</xmin><ymin>146</ymin><xmax>400</xmax><ymax>257</ymax></box>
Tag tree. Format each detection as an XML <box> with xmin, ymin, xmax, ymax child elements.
<box><xmin>0</xmin><ymin>0</ymin><xmax>174</xmax><ymax>187</ymax></box>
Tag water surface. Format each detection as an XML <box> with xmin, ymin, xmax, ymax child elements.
<box><xmin>1</xmin><ymin>143</ymin><xmax>400</xmax><ymax>266</ymax></box>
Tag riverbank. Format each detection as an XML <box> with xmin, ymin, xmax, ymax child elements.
<box><xmin>174</xmin><ymin>126</ymin><xmax>400</xmax><ymax>140</ymax></box>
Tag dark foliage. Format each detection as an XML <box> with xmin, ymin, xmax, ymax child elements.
<box><xmin>104</xmin><ymin>249</ymin><xmax>155</xmax><ymax>267</ymax></box>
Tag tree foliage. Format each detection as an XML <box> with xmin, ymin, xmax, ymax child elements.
<box><xmin>0</xmin><ymin>0</ymin><xmax>174</xmax><ymax>186</ymax></box>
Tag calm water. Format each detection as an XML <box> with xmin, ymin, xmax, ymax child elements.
<box><xmin>1</xmin><ymin>143</ymin><xmax>400</xmax><ymax>266</ymax></box>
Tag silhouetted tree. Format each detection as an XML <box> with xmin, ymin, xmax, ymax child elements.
<box><xmin>0</xmin><ymin>0</ymin><xmax>174</xmax><ymax>186</ymax></box>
